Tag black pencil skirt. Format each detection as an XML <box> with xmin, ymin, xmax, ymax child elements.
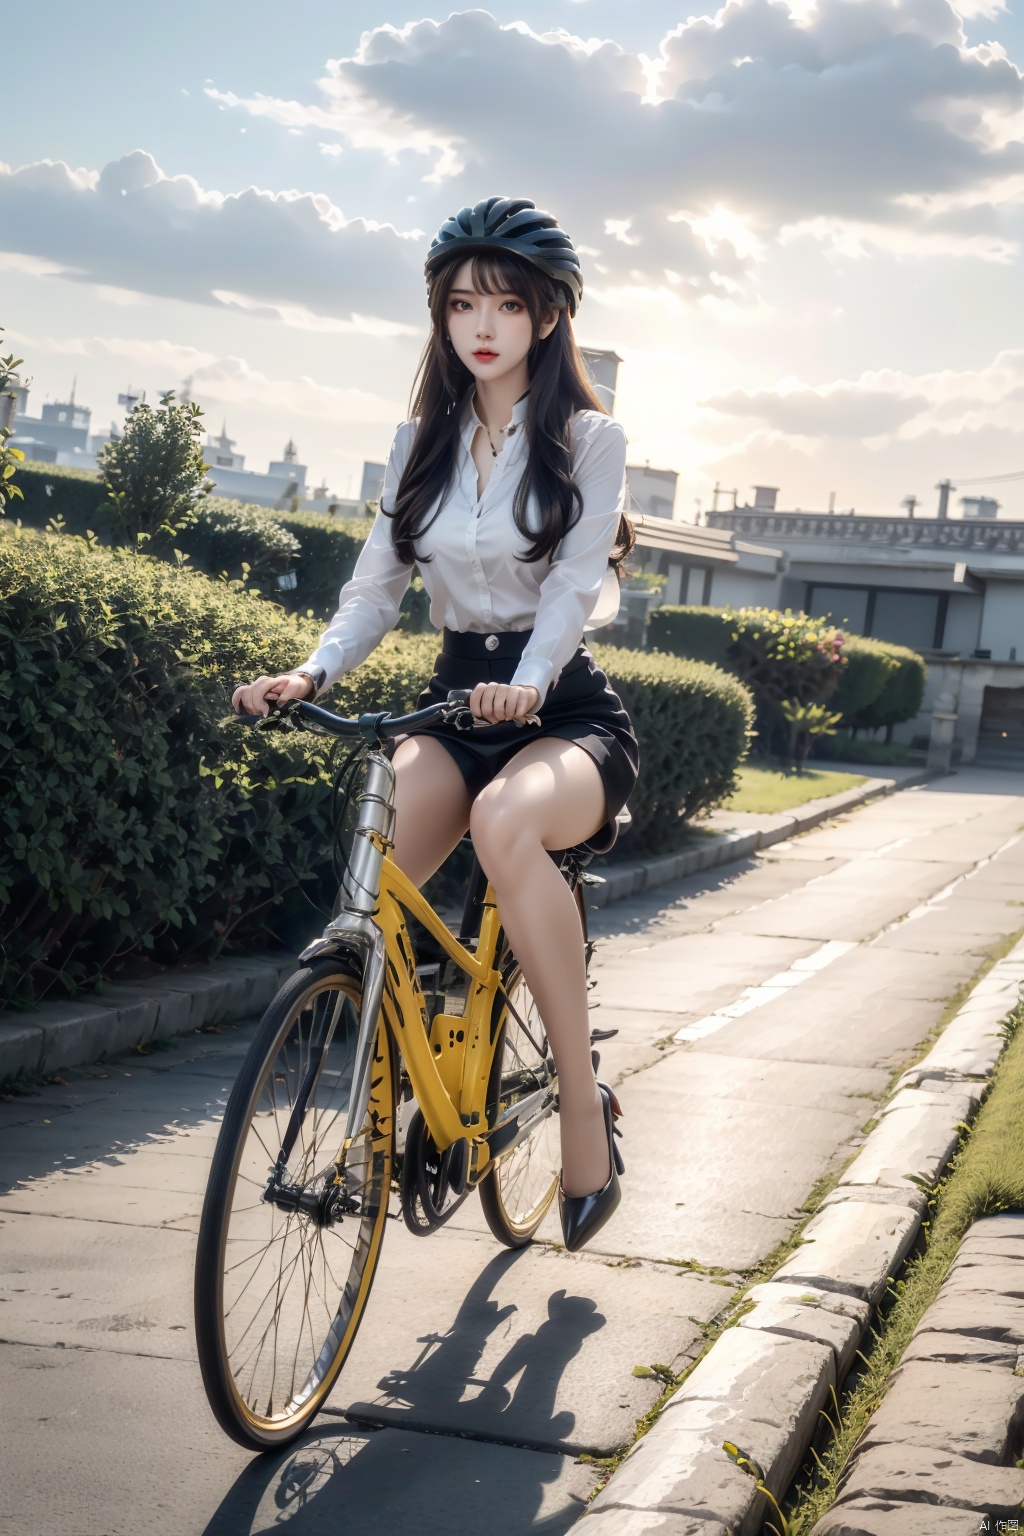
<box><xmin>406</xmin><ymin>628</ymin><xmax>639</xmax><ymax>854</ymax></box>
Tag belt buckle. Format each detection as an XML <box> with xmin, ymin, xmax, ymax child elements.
<box><xmin>484</xmin><ymin>634</ymin><xmax>499</xmax><ymax>652</ymax></box>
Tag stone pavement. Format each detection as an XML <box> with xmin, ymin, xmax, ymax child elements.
<box><xmin>0</xmin><ymin>765</ymin><xmax>1022</xmax><ymax>1535</ymax></box>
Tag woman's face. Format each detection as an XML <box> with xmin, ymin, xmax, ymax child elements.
<box><xmin>445</xmin><ymin>257</ymin><xmax>558</xmax><ymax>384</ymax></box>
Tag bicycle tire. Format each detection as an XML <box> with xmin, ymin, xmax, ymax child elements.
<box><xmin>194</xmin><ymin>956</ymin><xmax>395</xmax><ymax>1450</ymax></box>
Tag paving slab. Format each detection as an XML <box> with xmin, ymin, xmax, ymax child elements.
<box><xmin>583</xmin><ymin>1328</ymin><xmax>834</xmax><ymax>1536</ymax></box>
<box><xmin>811</xmin><ymin>1496</ymin><xmax>990</xmax><ymax>1535</ymax></box>
<box><xmin>0</xmin><ymin>1342</ymin><xmax>596</xmax><ymax>1536</ymax></box>
<box><xmin>833</xmin><ymin>1441</ymin><xmax>1024</xmax><ymax>1520</ymax></box>
<box><xmin>593</xmin><ymin>933</ymin><xmax>815</xmax><ymax>1018</ymax></box>
<box><xmin>772</xmin><ymin>1200</ymin><xmax>920</xmax><ymax>1305</ymax></box>
<box><xmin>737</xmin><ymin>1281</ymin><xmax>867</xmax><ymax>1376</ymax></box>
<box><xmin>340</xmin><ymin>1221</ymin><xmax>728</xmax><ymax>1455</ymax></box>
<box><xmin>875</xmin><ymin>905</ymin><xmax>1022</xmax><ymax>954</ymax></box>
<box><xmin>915</xmin><ymin>1288</ymin><xmax>1024</xmax><ymax>1347</ymax></box>
<box><xmin>861</xmin><ymin>1358</ymin><xmax>1024</xmax><ymax>1464</ymax></box>
<box><xmin>594</xmin><ymin>1049</ymin><xmax>878</xmax><ymax>1270</ymax></box>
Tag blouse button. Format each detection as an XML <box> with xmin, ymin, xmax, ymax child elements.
<box><xmin>484</xmin><ymin>634</ymin><xmax>499</xmax><ymax>651</ymax></box>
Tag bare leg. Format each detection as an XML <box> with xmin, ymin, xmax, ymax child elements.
<box><xmin>390</xmin><ymin>735</ymin><xmax>472</xmax><ymax>887</ymax></box>
<box><xmin>469</xmin><ymin>738</ymin><xmax>612</xmax><ymax>1198</ymax></box>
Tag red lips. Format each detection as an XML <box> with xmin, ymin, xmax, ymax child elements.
<box><xmin>473</xmin><ymin>350</ymin><xmax>498</xmax><ymax>361</ymax></box>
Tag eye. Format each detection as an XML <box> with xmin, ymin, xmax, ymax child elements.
<box><xmin>501</xmin><ymin>300</ymin><xmax>523</xmax><ymax>312</ymax></box>
<box><xmin>450</xmin><ymin>298</ymin><xmax>472</xmax><ymax>312</ymax></box>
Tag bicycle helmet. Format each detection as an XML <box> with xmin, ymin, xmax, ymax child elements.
<box><xmin>424</xmin><ymin>196</ymin><xmax>584</xmax><ymax>316</ymax></box>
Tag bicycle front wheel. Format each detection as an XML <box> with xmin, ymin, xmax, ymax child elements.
<box><xmin>194</xmin><ymin>957</ymin><xmax>395</xmax><ymax>1450</ymax></box>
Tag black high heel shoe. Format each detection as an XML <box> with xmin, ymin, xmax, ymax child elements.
<box><xmin>558</xmin><ymin>1083</ymin><xmax>625</xmax><ymax>1253</ymax></box>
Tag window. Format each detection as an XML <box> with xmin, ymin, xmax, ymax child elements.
<box><xmin>809</xmin><ymin>586</ymin><xmax>869</xmax><ymax>632</ymax></box>
<box><xmin>872</xmin><ymin>591</ymin><xmax>940</xmax><ymax>650</ymax></box>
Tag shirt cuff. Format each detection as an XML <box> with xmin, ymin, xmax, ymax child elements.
<box><xmin>510</xmin><ymin>656</ymin><xmax>556</xmax><ymax>700</ymax></box>
<box><xmin>299</xmin><ymin>651</ymin><xmax>341</xmax><ymax>691</ymax></box>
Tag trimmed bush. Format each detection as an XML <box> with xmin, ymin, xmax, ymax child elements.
<box><xmin>12</xmin><ymin>459</ymin><xmax>107</xmax><ymax>529</ymax></box>
<box><xmin>651</xmin><ymin>602</ymin><xmax>926</xmax><ymax>748</ymax></box>
<box><xmin>173</xmin><ymin>498</ymin><xmax>301</xmax><ymax>595</ymax></box>
<box><xmin>275</xmin><ymin>510</ymin><xmax>368</xmax><ymax>618</ymax></box>
<box><xmin>850</xmin><ymin>644</ymin><xmax>927</xmax><ymax>734</ymax></box>
<box><xmin>648</xmin><ymin>605</ymin><xmax>732</xmax><ymax>667</ymax></box>
<box><xmin>1</xmin><ymin>526</ymin><xmax>751</xmax><ymax>1005</ymax></box>
<box><xmin>831</xmin><ymin>634</ymin><xmax>900</xmax><ymax>720</ymax></box>
<box><xmin>591</xmin><ymin>645</ymin><xmax>754</xmax><ymax>850</ymax></box>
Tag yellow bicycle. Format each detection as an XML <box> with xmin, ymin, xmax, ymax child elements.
<box><xmin>194</xmin><ymin>691</ymin><xmax>603</xmax><ymax>1450</ymax></box>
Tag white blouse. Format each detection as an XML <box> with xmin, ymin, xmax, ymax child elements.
<box><xmin>300</xmin><ymin>391</ymin><xmax>628</xmax><ymax>700</ymax></box>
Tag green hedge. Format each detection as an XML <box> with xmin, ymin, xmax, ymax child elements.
<box><xmin>590</xmin><ymin>645</ymin><xmax>753</xmax><ymax>849</ymax></box>
<box><xmin>13</xmin><ymin>459</ymin><xmax>107</xmax><ymax>529</ymax></box>
<box><xmin>650</xmin><ymin>603</ymin><xmax>926</xmax><ymax>746</ymax></box>
<box><xmin>171</xmin><ymin>498</ymin><xmax>301</xmax><ymax>594</ymax></box>
<box><xmin>647</xmin><ymin>605</ymin><xmax>732</xmax><ymax>667</ymax></box>
<box><xmin>0</xmin><ymin>527</ymin><xmax>751</xmax><ymax>1006</ymax></box>
<box><xmin>848</xmin><ymin>643</ymin><xmax>926</xmax><ymax>732</ymax></box>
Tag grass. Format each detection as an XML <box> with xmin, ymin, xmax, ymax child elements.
<box><xmin>721</xmin><ymin>764</ymin><xmax>867</xmax><ymax>815</ymax></box>
<box><xmin>783</xmin><ymin>981</ymin><xmax>1024</xmax><ymax>1535</ymax></box>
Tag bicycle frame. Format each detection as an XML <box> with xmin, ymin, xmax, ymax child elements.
<box><xmin>298</xmin><ymin>748</ymin><xmax>554</xmax><ymax>1189</ymax></box>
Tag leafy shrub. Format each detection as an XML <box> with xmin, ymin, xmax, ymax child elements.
<box><xmin>855</xmin><ymin>647</ymin><xmax>926</xmax><ymax>734</ymax></box>
<box><xmin>648</xmin><ymin>605</ymin><xmax>732</xmax><ymax>666</ymax></box>
<box><xmin>97</xmin><ymin>392</ymin><xmax>210</xmax><ymax>545</ymax></box>
<box><xmin>0</xmin><ymin>527</ymin><xmax>752</xmax><ymax>1003</ymax></box>
<box><xmin>11</xmin><ymin>459</ymin><xmax>108</xmax><ymax>530</ymax></box>
<box><xmin>650</xmin><ymin>603</ymin><xmax>925</xmax><ymax>749</ymax></box>
<box><xmin>591</xmin><ymin>644</ymin><xmax>754</xmax><ymax>850</ymax></box>
<box><xmin>274</xmin><ymin>510</ymin><xmax>367</xmax><ymax>618</ymax></box>
<box><xmin>1</xmin><ymin>339</ymin><xmax>25</xmax><ymax>515</ymax></box>
<box><xmin>831</xmin><ymin>634</ymin><xmax>900</xmax><ymax>720</ymax></box>
<box><xmin>173</xmin><ymin>498</ymin><xmax>301</xmax><ymax>594</ymax></box>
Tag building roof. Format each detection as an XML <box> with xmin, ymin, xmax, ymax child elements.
<box><xmin>632</xmin><ymin>514</ymin><xmax>782</xmax><ymax>567</ymax></box>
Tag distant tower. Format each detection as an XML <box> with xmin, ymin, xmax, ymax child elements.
<box><xmin>282</xmin><ymin>438</ymin><xmax>298</xmax><ymax>463</ymax></box>
<box><xmin>935</xmin><ymin>479</ymin><xmax>955</xmax><ymax>519</ymax></box>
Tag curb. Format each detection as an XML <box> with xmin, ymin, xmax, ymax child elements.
<box><xmin>586</xmin><ymin>768</ymin><xmax>935</xmax><ymax>908</ymax></box>
<box><xmin>809</xmin><ymin>1212</ymin><xmax>1024</xmax><ymax>1533</ymax></box>
<box><xmin>0</xmin><ymin>952</ymin><xmax>296</xmax><ymax>1085</ymax></box>
<box><xmin>576</xmin><ymin>935</ymin><xmax>1024</xmax><ymax>1535</ymax></box>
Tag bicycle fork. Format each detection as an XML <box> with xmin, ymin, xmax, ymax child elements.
<box><xmin>297</xmin><ymin>752</ymin><xmax>395</xmax><ymax>1171</ymax></box>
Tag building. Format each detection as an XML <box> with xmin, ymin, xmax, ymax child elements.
<box><xmin>203</xmin><ymin>427</ymin><xmax>314</xmax><ymax>508</ymax></box>
<box><xmin>580</xmin><ymin>348</ymin><xmax>621</xmax><ymax>414</ymax></box>
<box><xmin>627</xmin><ymin>464</ymin><xmax>679</xmax><ymax>521</ymax></box>
<box><xmin>708</xmin><ymin>497</ymin><xmax>1024</xmax><ymax>767</ymax></box>
<box><xmin>961</xmin><ymin>496</ymin><xmax>1001</xmax><ymax>520</ymax></box>
<box><xmin>9</xmin><ymin>382</ymin><xmax>97</xmax><ymax>465</ymax></box>
<box><xmin>360</xmin><ymin>462</ymin><xmax>386</xmax><ymax>503</ymax></box>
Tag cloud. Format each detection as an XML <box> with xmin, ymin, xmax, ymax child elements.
<box><xmin>0</xmin><ymin>150</ymin><xmax>425</xmax><ymax>324</ymax></box>
<box><xmin>701</xmin><ymin>350</ymin><xmax>1024</xmax><ymax>444</ymax></box>
<box><xmin>209</xmin><ymin>1</ymin><xmax>1024</xmax><ymax>290</ymax></box>
<box><xmin>11</xmin><ymin>330</ymin><xmax>405</xmax><ymax>426</ymax></box>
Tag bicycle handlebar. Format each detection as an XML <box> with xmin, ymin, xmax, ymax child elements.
<box><xmin>231</xmin><ymin>688</ymin><xmax>538</xmax><ymax>745</ymax></box>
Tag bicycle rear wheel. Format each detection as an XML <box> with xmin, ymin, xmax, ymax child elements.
<box><xmin>478</xmin><ymin>954</ymin><xmax>562</xmax><ymax>1249</ymax></box>
<box><xmin>194</xmin><ymin>957</ymin><xmax>395</xmax><ymax>1449</ymax></box>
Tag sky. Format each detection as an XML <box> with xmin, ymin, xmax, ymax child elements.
<box><xmin>3</xmin><ymin>0</ymin><xmax>1023</xmax><ymax>516</ymax></box>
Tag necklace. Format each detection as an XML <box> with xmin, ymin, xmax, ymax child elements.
<box><xmin>484</xmin><ymin>419</ymin><xmax>517</xmax><ymax>458</ymax></box>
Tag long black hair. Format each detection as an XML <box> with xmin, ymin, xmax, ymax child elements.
<box><xmin>383</xmin><ymin>248</ymin><xmax>635</xmax><ymax>568</ymax></box>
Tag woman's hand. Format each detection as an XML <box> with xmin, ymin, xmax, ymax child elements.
<box><xmin>232</xmin><ymin>672</ymin><xmax>316</xmax><ymax>716</ymax></box>
<box><xmin>470</xmin><ymin>682</ymin><xmax>541</xmax><ymax>724</ymax></box>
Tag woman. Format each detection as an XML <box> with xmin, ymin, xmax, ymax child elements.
<box><xmin>234</xmin><ymin>196</ymin><xmax>638</xmax><ymax>1252</ymax></box>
